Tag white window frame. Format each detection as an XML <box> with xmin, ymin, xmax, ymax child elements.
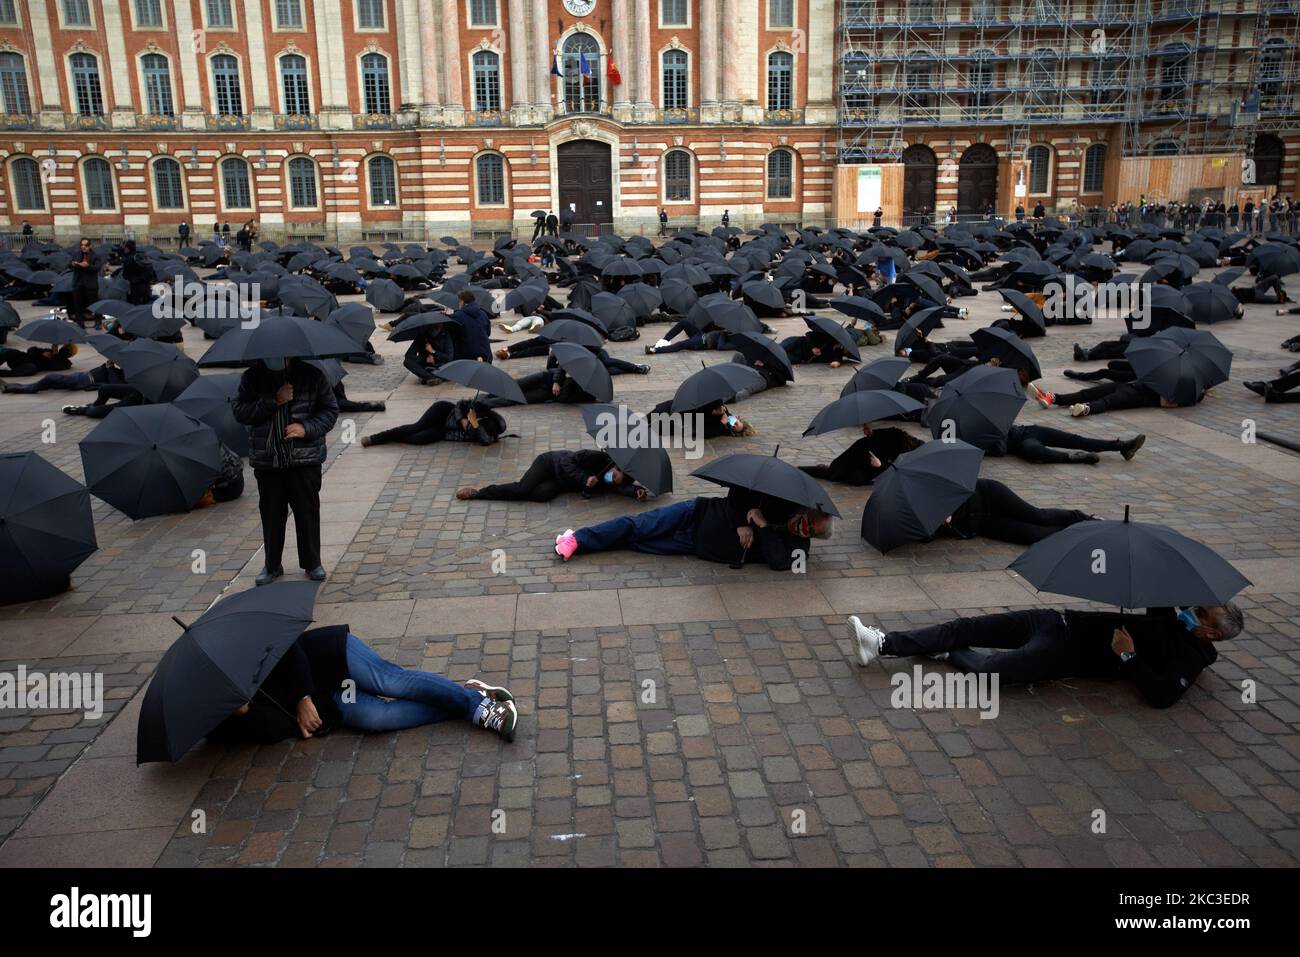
<box><xmin>0</xmin><ymin>0</ymin><xmax>22</xmax><ymax>28</ymax></box>
<box><xmin>273</xmin><ymin>0</ymin><xmax>307</xmax><ymax>31</ymax></box>
<box><xmin>219</xmin><ymin>155</ymin><xmax>255</xmax><ymax>212</ymax></box>
<box><xmin>151</xmin><ymin>155</ymin><xmax>188</xmax><ymax>211</ymax></box>
<box><xmin>138</xmin><ymin>51</ymin><xmax>177</xmax><ymax>116</ymax></box>
<box><xmin>659</xmin><ymin>0</ymin><xmax>691</xmax><ymax>28</ymax></box>
<box><xmin>277</xmin><ymin>52</ymin><xmax>315</xmax><ymax>115</ymax></box>
<box><xmin>1026</xmin><ymin>143</ymin><xmax>1053</xmax><ymax>196</ymax></box>
<box><xmin>8</xmin><ymin>156</ymin><xmax>47</xmax><ymax>212</ymax></box>
<box><xmin>80</xmin><ymin>155</ymin><xmax>119</xmax><ymax>213</ymax></box>
<box><xmin>59</xmin><ymin>0</ymin><xmax>95</xmax><ymax>30</ymax></box>
<box><xmin>474</xmin><ymin>151</ymin><xmax>508</xmax><ymax>208</ymax></box>
<box><xmin>662</xmin><ymin>148</ymin><xmax>694</xmax><ymax>205</ymax></box>
<box><xmin>660</xmin><ymin>48</ymin><xmax>691</xmax><ymax>110</ymax></box>
<box><xmin>130</xmin><ymin>0</ymin><xmax>167</xmax><ymax>31</ymax></box>
<box><xmin>766</xmin><ymin>0</ymin><xmax>796</xmax><ymax>31</ymax></box>
<box><xmin>766</xmin><ymin>148</ymin><xmax>796</xmax><ymax>201</ymax></box>
<box><xmin>201</xmin><ymin>0</ymin><xmax>238</xmax><ymax>31</ymax></box>
<box><xmin>466</xmin><ymin>0</ymin><xmax>501</xmax><ymax>29</ymax></box>
<box><xmin>207</xmin><ymin>51</ymin><xmax>246</xmax><ymax>117</ymax></box>
<box><xmin>357</xmin><ymin>50</ymin><xmax>393</xmax><ymax>115</ymax></box>
<box><xmin>286</xmin><ymin>154</ymin><xmax>322</xmax><ymax>211</ymax></box>
<box><xmin>355</xmin><ymin>0</ymin><xmax>388</xmax><ymax>31</ymax></box>
<box><xmin>365</xmin><ymin>153</ymin><xmax>399</xmax><ymax>209</ymax></box>
<box><xmin>765</xmin><ymin>49</ymin><xmax>797</xmax><ymax>112</ymax></box>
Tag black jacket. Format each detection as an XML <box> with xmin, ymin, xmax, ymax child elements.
<box><xmin>800</xmin><ymin>428</ymin><xmax>921</xmax><ymax>485</ymax></box>
<box><xmin>691</xmin><ymin>489</ymin><xmax>809</xmax><ymax>570</ymax></box>
<box><xmin>1062</xmin><ymin>609</ymin><xmax>1218</xmax><ymax>708</ymax></box>
<box><xmin>450</xmin><ymin>303</ymin><xmax>493</xmax><ymax>361</ymax></box>
<box><xmin>541</xmin><ymin>450</ymin><xmax>639</xmax><ymax>496</ymax></box>
<box><xmin>233</xmin><ymin>361</ymin><xmax>338</xmax><ymax>469</ymax></box>
<box><xmin>205</xmin><ymin>626</ymin><xmax>351</xmax><ymax>745</ymax></box>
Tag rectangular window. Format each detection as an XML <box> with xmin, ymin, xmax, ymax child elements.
<box><xmin>469</xmin><ymin>0</ymin><xmax>498</xmax><ymax>27</ymax></box>
<box><xmin>282</xmin><ymin>58</ymin><xmax>311</xmax><ymax>114</ymax></box>
<box><xmin>661</xmin><ymin>0</ymin><xmax>688</xmax><ymax>26</ymax></box>
<box><xmin>357</xmin><ymin>0</ymin><xmax>386</xmax><ymax>28</ymax></box>
<box><xmin>0</xmin><ymin>0</ymin><xmax>16</xmax><ymax>25</ymax></box>
<box><xmin>767</xmin><ymin>54</ymin><xmax>793</xmax><ymax>111</ymax></box>
<box><xmin>71</xmin><ymin>55</ymin><xmax>104</xmax><ymax>116</ymax></box>
<box><xmin>134</xmin><ymin>0</ymin><xmax>163</xmax><ymax>27</ymax></box>
<box><xmin>276</xmin><ymin>0</ymin><xmax>304</xmax><ymax>28</ymax></box>
<box><xmin>63</xmin><ymin>0</ymin><xmax>91</xmax><ymax>26</ymax></box>
<box><xmin>769</xmin><ymin>0</ymin><xmax>793</xmax><ymax>28</ymax></box>
<box><xmin>0</xmin><ymin>54</ymin><xmax>31</xmax><ymax>114</ymax></box>
<box><xmin>362</xmin><ymin>56</ymin><xmax>391</xmax><ymax>114</ymax></box>
<box><xmin>205</xmin><ymin>0</ymin><xmax>233</xmax><ymax>28</ymax></box>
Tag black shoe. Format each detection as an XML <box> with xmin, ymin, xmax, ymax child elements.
<box><xmin>306</xmin><ymin>566</ymin><xmax>327</xmax><ymax>581</ymax></box>
<box><xmin>255</xmin><ymin>566</ymin><xmax>284</xmax><ymax>586</ymax></box>
<box><xmin>1119</xmin><ymin>434</ymin><xmax>1145</xmax><ymax>460</ymax></box>
<box><xmin>1243</xmin><ymin>380</ymin><xmax>1267</xmax><ymax>397</ymax></box>
<box><xmin>1063</xmin><ymin>369</ymin><xmax>1084</xmax><ymax>380</ymax></box>
<box><xmin>1072</xmin><ymin>344</ymin><xmax>1087</xmax><ymax>362</ymax></box>
<box><xmin>635</xmin><ymin>364</ymin><xmax>650</xmax><ymax>374</ymax></box>
<box><xmin>1068</xmin><ymin>451</ymin><xmax>1101</xmax><ymax>465</ymax></box>
<box><xmin>61</xmin><ymin>405</ymin><xmax>88</xmax><ymax>416</ymax></box>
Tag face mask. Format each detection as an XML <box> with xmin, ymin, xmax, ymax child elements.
<box><xmin>725</xmin><ymin>415</ymin><xmax>738</xmax><ymax>429</ymax></box>
<box><xmin>603</xmin><ymin>470</ymin><xmax>615</xmax><ymax>484</ymax></box>
<box><xmin>1177</xmin><ymin>608</ymin><xmax>1200</xmax><ymax>631</ymax></box>
<box><xmin>263</xmin><ymin>357</ymin><xmax>287</xmax><ymax>372</ymax></box>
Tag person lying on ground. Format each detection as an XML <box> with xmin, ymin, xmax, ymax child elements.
<box><xmin>935</xmin><ymin>477</ymin><xmax>1094</xmax><ymax>546</ymax></box>
<box><xmin>457</xmin><ymin>450</ymin><xmax>652</xmax><ymax>502</ymax></box>
<box><xmin>992</xmin><ymin>424</ymin><xmax>1145</xmax><ymax>465</ymax></box>
<box><xmin>480</xmin><ymin>365</ymin><xmax>600</xmax><ymax>407</ymax></box>
<box><xmin>1</xmin><ymin>357</ymin><xmax>123</xmax><ymax>394</ymax></box>
<box><xmin>1243</xmin><ymin>366</ymin><xmax>1300</xmax><ymax>403</ymax></box>
<box><xmin>205</xmin><ymin>626</ymin><xmax>518</xmax><ymax>744</ymax></box>
<box><xmin>1030</xmin><ymin>380</ymin><xmax>1195</xmax><ymax>417</ymax></box>
<box><xmin>649</xmin><ymin>399</ymin><xmax>755</xmax><ymax>438</ymax></box>
<box><xmin>845</xmin><ymin>603</ymin><xmax>1244</xmax><ymax>709</ymax></box>
<box><xmin>781</xmin><ymin>330</ymin><xmax>852</xmax><ymax>367</ymax></box>
<box><xmin>361</xmin><ymin>399</ymin><xmax>504</xmax><ymax>447</ymax></box>
<box><xmin>0</xmin><ymin>343</ymin><xmax>76</xmax><ymax>377</ymax></box>
<box><xmin>799</xmin><ymin>424</ymin><xmax>922</xmax><ymax>485</ymax></box>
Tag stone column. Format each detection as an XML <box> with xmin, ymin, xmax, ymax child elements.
<box><xmin>395</xmin><ymin>0</ymin><xmax>424</xmax><ymax>117</ymax></box>
<box><xmin>720</xmin><ymin>0</ymin><xmax>738</xmax><ymax>113</ymax></box>
<box><xmin>508</xmin><ymin>0</ymin><xmax>530</xmax><ymax>123</ymax></box>
<box><xmin>699</xmin><ymin>0</ymin><xmax>719</xmax><ymax>120</ymax></box>
<box><xmin>441</xmin><ymin>0</ymin><xmax>464</xmax><ymax>123</ymax></box>
<box><xmin>30</xmin><ymin>0</ymin><xmax>62</xmax><ymax>123</ymax></box>
<box><xmin>99</xmin><ymin>0</ymin><xmax>136</xmax><ymax>128</ymax></box>
<box><xmin>313</xmin><ymin>0</ymin><xmax>350</xmax><ymax>128</ymax></box>
<box><xmin>804</xmin><ymin>0</ymin><xmax>836</xmax><ymax>124</ymax></box>
<box><xmin>612</xmin><ymin>0</ymin><xmax>632</xmax><ymax>120</ymax></box>
<box><xmin>532</xmin><ymin>0</ymin><xmax>552</xmax><ymax>116</ymax></box>
<box><xmin>243</xmin><ymin>0</ymin><xmax>274</xmax><ymax>129</ymax></box>
<box><xmin>419</xmin><ymin>2</ymin><xmax>443</xmax><ymax>122</ymax></box>
<box><xmin>169</xmin><ymin>0</ymin><xmax>203</xmax><ymax>129</ymax></box>
<box><xmin>633</xmin><ymin>0</ymin><xmax>652</xmax><ymax>119</ymax></box>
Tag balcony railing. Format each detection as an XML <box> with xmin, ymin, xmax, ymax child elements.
<box><xmin>353</xmin><ymin>112</ymin><xmax>397</xmax><ymax>129</ymax></box>
<box><xmin>65</xmin><ymin>113</ymin><xmax>108</xmax><ymax>131</ymax></box>
<box><xmin>136</xmin><ymin>113</ymin><xmax>179</xmax><ymax>130</ymax></box>
<box><xmin>764</xmin><ymin>107</ymin><xmax>804</xmax><ymax>125</ymax></box>
<box><xmin>465</xmin><ymin>110</ymin><xmax>505</xmax><ymax>127</ymax></box>
<box><xmin>275</xmin><ymin>113</ymin><xmax>319</xmax><ymax>131</ymax></box>
<box><xmin>206</xmin><ymin>113</ymin><xmax>250</xmax><ymax>131</ymax></box>
<box><xmin>0</xmin><ymin>112</ymin><xmax>36</xmax><ymax>130</ymax></box>
<box><xmin>658</xmin><ymin>107</ymin><xmax>700</xmax><ymax>124</ymax></box>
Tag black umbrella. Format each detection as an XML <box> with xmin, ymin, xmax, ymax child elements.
<box><xmin>79</xmin><ymin>404</ymin><xmax>221</xmax><ymax>519</ymax></box>
<box><xmin>925</xmin><ymin>365</ymin><xmax>1025</xmax><ymax>449</ymax></box>
<box><xmin>118</xmin><ymin>304</ymin><xmax>187</xmax><ymax>340</ymax></box>
<box><xmin>893</xmin><ymin>307</ymin><xmax>947</xmax><ymax>355</ymax></box>
<box><xmin>539</xmin><ymin>318</ymin><xmax>605</xmax><ymax>348</ymax></box>
<box><xmin>136</xmin><ymin>580</ymin><xmax>322</xmax><ymax>763</ymax></box>
<box><xmin>731</xmin><ymin>331</ymin><xmax>794</xmax><ymax>382</ymax></box>
<box><xmin>173</xmin><ymin>373</ymin><xmax>248</xmax><ymax>457</ymax></box>
<box><xmin>688</xmin><ymin>294</ymin><xmax>762</xmax><ymax>335</ymax></box>
<box><xmin>551</xmin><ymin>342</ymin><xmax>614</xmax><ymax>402</ymax></box>
<box><xmin>617</xmin><ymin>283</ymin><xmax>663</xmax><ymax>320</ymax></box>
<box><xmin>1009</xmin><ymin>506</ymin><xmax>1250</xmax><ymax>608</ymax></box>
<box><xmin>841</xmin><ymin>356</ymin><xmax>912</xmax><ymax>396</ymax></box>
<box><xmin>325</xmin><ymin>303</ymin><xmax>377</xmax><ymax>348</ymax></box>
<box><xmin>693</xmin><ymin>452</ymin><xmax>840</xmax><ymax>517</ymax></box>
<box><xmin>504</xmin><ymin>283</ymin><xmax>547</xmax><ymax>315</ymax></box>
<box><xmin>0</xmin><ymin>452</ymin><xmax>97</xmax><ymax>606</ymax></box>
<box><xmin>898</xmin><ymin>272</ymin><xmax>946</xmax><ymax>305</ymax></box>
<box><xmin>860</xmin><ymin>440</ymin><xmax>983</xmax><ymax>553</ymax></box>
<box><xmin>16</xmin><ymin>318</ymin><xmax>87</xmax><ymax>345</ymax></box>
<box><xmin>803</xmin><ymin>315</ymin><xmax>862</xmax><ymax>362</ymax></box>
<box><xmin>117</xmin><ymin>339</ymin><xmax>200</xmax><ymax>402</ymax></box>
<box><xmin>803</xmin><ymin>389</ymin><xmax>923</xmax><ymax>437</ymax></box>
<box><xmin>387</xmin><ymin>312</ymin><xmax>457</xmax><ymax>342</ymax></box>
<box><xmin>1183</xmin><ymin>281</ymin><xmax>1240</xmax><ymax>325</ymax></box>
<box><xmin>1125</xmin><ymin>327</ymin><xmax>1232</xmax><ymax>405</ymax></box>
<box><xmin>279</xmin><ymin>281</ymin><xmax>337</xmax><ymax>320</ymax></box>
<box><xmin>830</xmin><ymin>295</ymin><xmax>886</xmax><ymax>324</ymax></box>
<box><xmin>365</xmin><ymin>278</ymin><xmax>406</xmax><ymax>313</ymax></box>
<box><xmin>0</xmin><ymin>301</ymin><xmax>19</xmax><ymax>330</ymax></box>
<box><xmin>739</xmin><ymin>280</ymin><xmax>785</xmax><ymax>313</ymax></box>
<box><xmin>997</xmin><ymin>290</ymin><xmax>1047</xmax><ymax>336</ymax></box>
<box><xmin>86</xmin><ymin>332</ymin><xmax>130</xmax><ymax>361</ymax></box>
<box><xmin>197</xmin><ymin>315</ymin><xmax>364</xmax><ymax>367</ymax></box>
<box><xmin>971</xmin><ymin>325</ymin><xmax>1042</xmax><ymax>380</ymax></box>
<box><xmin>659</xmin><ymin>278</ymin><xmax>699</xmax><ymax>316</ymax></box>
<box><xmin>670</xmin><ymin>362</ymin><xmax>765</xmax><ymax>412</ymax></box>
<box><xmin>548</xmin><ymin>307</ymin><xmax>608</xmax><ymax>334</ymax></box>
<box><xmin>580</xmin><ymin>404</ymin><xmax>674</xmax><ymax>495</ymax></box>
<box><xmin>434</xmin><ymin>358</ymin><xmax>527</xmax><ymax>404</ymax></box>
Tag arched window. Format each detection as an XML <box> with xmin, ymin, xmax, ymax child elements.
<box><xmin>10</xmin><ymin>157</ymin><xmax>45</xmax><ymax>211</ymax></box>
<box><xmin>361</xmin><ymin>53</ymin><xmax>391</xmax><ymax>114</ymax></box>
<box><xmin>142</xmin><ymin>53</ymin><xmax>174</xmax><ymax>116</ymax></box>
<box><xmin>368</xmin><ymin>155</ymin><xmax>397</xmax><ymax>206</ymax></box>
<box><xmin>153</xmin><ymin>157</ymin><xmax>185</xmax><ymax>209</ymax></box>
<box><xmin>221</xmin><ymin>157</ymin><xmax>252</xmax><ymax>209</ymax></box>
<box><xmin>472</xmin><ymin>51</ymin><xmax>501</xmax><ymax>113</ymax></box>
<box><xmin>280</xmin><ymin>54</ymin><xmax>310</xmax><ymax>115</ymax></box>
<box><xmin>1082</xmin><ymin>143</ymin><xmax>1106</xmax><ymax>193</ymax></box>
<box><xmin>287</xmin><ymin>156</ymin><xmax>318</xmax><ymax>208</ymax></box>
<box><xmin>475</xmin><ymin>153</ymin><xmax>505</xmax><ymax>206</ymax></box>
<box><xmin>664</xmin><ymin>149</ymin><xmax>691</xmax><ymax>201</ymax></box>
<box><xmin>562</xmin><ymin>33</ymin><xmax>602</xmax><ymax>113</ymax></box>
<box><xmin>767</xmin><ymin>51</ymin><xmax>793</xmax><ymax>111</ymax></box>
<box><xmin>70</xmin><ymin>52</ymin><xmax>104</xmax><ymax>116</ymax></box>
<box><xmin>662</xmin><ymin>49</ymin><xmax>688</xmax><ymax>110</ymax></box>
<box><xmin>0</xmin><ymin>52</ymin><xmax>31</xmax><ymax>115</ymax></box>
<box><xmin>82</xmin><ymin>157</ymin><xmax>116</xmax><ymax>211</ymax></box>
<box><xmin>767</xmin><ymin>149</ymin><xmax>793</xmax><ymax>200</ymax></box>
<box><xmin>1026</xmin><ymin>144</ymin><xmax>1051</xmax><ymax>194</ymax></box>
<box><xmin>211</xmin><ymin>54</ymin><xmax>243</xmax><ymax>115</ymax></box>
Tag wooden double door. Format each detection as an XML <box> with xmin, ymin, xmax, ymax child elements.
<box><xmin>557</xmin><ymin>140</ymin><xmax>613</xmax><ymax>225</ymax></box>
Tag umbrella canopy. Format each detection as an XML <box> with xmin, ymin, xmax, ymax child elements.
<box><xmin>688</xmin><ymin>294</ymin><xmax>762</xmax><ymax>335</ymax></box>
<box><xmin>803</xmin><ymin>389</ymin><xmax>922</xmax><ymax>437</ymax></box>
<box><xmin>1183</xmin><ymin>281</ymin><xmax>1240</xmax><ymax>325</ymax></box>
<box><xmin>1125</xmin><ymin>327</ymin><xmax>1232</xmax><ymax>405</ymax></box>
<box><xmin>841</xmin><ymin>356</ymin><xmax>912</xmax><ymax>396</ymax></box>
<box><xmin>117</xmin><ymin>339</ymin><xmax>200</xmax><ymax>403</ymax></box>
<box><xmin>16</xmin><ymin>318</ymin><xmax>87</xmax><ymax>345</ymax></box>
<box><xmin>386</xmin><ymin>311</ymin><xmax>456</xmax><ymax>342</ymax></box>
<box><xmin>539</xmin><ymin>318</ymin><xmax>605</xmax><ymax>348</ymax></box>
<box><xmin>550</xmin><ymin>342</ymin><xmax>614</xmax><ymax>402</ymax></box>
<box><xmin>580</xmin><ymin>404</ymin><xmax>674</xmax><ymax>495</ymax></box>
<box><xmin>925</xmin><ymin>365</ymin><xmax>1025</xmax><ymax>449</ymax></box>
<box><xmin>670</xmin><ymin>362</ymin><xmax>765</xmax><ymax>412</ymax></box>
<box><xmin>739</xmin><ymin>280</ymin><xmax>785</xmax><ymax>313</ymax></box>
<box><xmin>731</xmin><ymin>331</ymin><xmax>794</xmax><ymax>383</ymax></box>
<box><xmin>659</xmin><ymin>278</ymin><xmax>699</xmax><ymax>316</ymax></box>
<box><xmin>0</xmin><ymin>452</ymin><xmax>97</xmax><ymax>606</ymax></box>
<box><xmin>118</xmin><ymin>304</ymin><xmax>187</xmax><ymax>340</ymax></box>
<box><xmin>365</xmin><ymin>278</ymin><xmax>406</xmax><ymax>313</ymax></box>
<box><xmin>173</xmin><ymin>372</ymin><xmax>248</xmax><ymax>457</ymax></box>
<box><xmin>971</xmin><ymin>325</ymin><xmax>1042</xmax><ymax>380</ymax></box>
<box><xmin>997</xmin><ymin>290</ymin><xmax>1047</xmax><ymax>336</ymax></box>
<box><xmin>434</xmin><ymin>358</ymin><xmax>527</xmax><ymax>404</ymax></box>
<box><xmin>1009</xmin><ymin>506</ymin><xmax>1251</xmax><ymax>608</ymax></box>
<box><xmin>79</xmin><ymin>404</ymin><xmax>221</xmax><ymax>519</ymax></box>
<box><xmin>802</xmin><ymin>314</ymin><xmax>862</xmax><ymax>362</ymax></box>
<box><xmin>325</xmin><ymin>303</ymin><xmax>377</xmax><ymax>348</ymax></box>
<box><xmin>136</xmin><ymin>580</ymin><xmax>322</xmax><ymax>763</ymax></box>
<box><xmin>893</xmin><ymin>307</ymin><xmax>947</xmax><ymax>355</ymax></box>
<box><xmin>860</xmin><ymin>440</ymin><xmax>983</xmax><ymax>553</ymax></box>
<box><xmin>197</xmin><ymin>315</ymin><xmax>364</xmax><ymax>367</ymax></box>
<box><xmin>279</xmin><ymin>281</ymin><xmax>337</xmax><ymax>320</ymax></box>
<box><xmin>692</xmin><ymin>452</ymin><xmax>840</xmax><ymax>517</ymax></box>
<box><xmin>0</xmin><ymin>301</ymin><xmax>20</xmax><ymax>330</ymax></box>
<box><xmin>504</xmin><ymin>282</ymin><xmax>547</xmax><ymax>315</ymax></box>
<box><xmin>829</xmin><ymin>295</ymin><xmax>886</xmax><ymax>324</ymax></box>
<box><xmin>616</xmin><ymin>283</ymin><xmax>663</xmax><ymax>320</ymax></box>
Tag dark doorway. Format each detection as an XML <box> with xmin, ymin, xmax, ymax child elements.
<box><xmin>557</xmin><ymin>140</ymin><xmax>613</xmax><ymax>226</ymax></box>
<box><xmin>958</xmin><ymin>143</ymin><xmax>998</xmax><ymax>214</ymax></box>
<box><xmin>1254</xmin><ymin>133</ymin><xmax>1283</xmax><ymax>187</ymax></box>
<box><xmin>902</xmin><ymin>144</ymin><xmax>937</xmax><ymax>219</ymax></box>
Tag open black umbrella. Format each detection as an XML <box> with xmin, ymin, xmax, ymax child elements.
<box><xmin>580</xmin><ymin>404</ymin><xmax>673</xmax><ymax>495</ymax></box>
<box><xmin>136</xmin><ymin>580</ymin><xmax>322</xmax><ymax>763</ymax></box>
<box><xmin>386</xmin><ymin>311</ymin><xmax>456</xmax><ymax>342</ymax></box>
<box><xmin>434</xmin><ymin>358</ymin><xmax>527</xmax><ymax>404</ymax></box>
<box><xmin>365</xmin><ymin>278</ymin><xmax>406</xmax><ymax>313</ymax></box>
<box><xmin>16</xmin><ymin>317</ymin><xmax>87</xmax><ymax>345</ymax></box>
<box><xmin>893</xmin><ymin>307</ymin><xmax>947</xmax><ymax>355</ymax></box>
<box><xmin>540</xmin><ymin>318</ymin><xmax>605</xmax><ymax>348</ymax></box>
<box><xmin>693</xmin><ymin>452</ymin><xmax>840</xmax><ymax>517</ymax></box>
<box><xmin>118</xmin><ymin>304</ymin><xmax>187</xmax><ymax>340</ymax></box>
<box><xmin>79</xmin><ymin>404</ymin><xmax>221</xmax><ymax>519</ymax></box>
<box><xmin>279</xmin><ymin>281</ymin><xmax>337</xmax><ymax>320</ymax></box>
<box><xmin>1126</xmin><ymin>327</ymin><xmax>1231</xmax><ymax>405</ymax></box>
<box><xmin>197</xmin><ymin>315</ymin><xmax>364</xmax><ymax>367</ymax></box>
<box><xmin>617</xmin><ymin>283</ymin><xmax>663</xmax><ymax>320</ymax></box>
<box><xmin>173</xmin><ymin>372</ymin><xmax>248</xmax><ymax>457</ymax></box>
<box><xmin>504</xmin><ymin>282</ymin><xmax>547</xmax><ymax>315</ymax></box>
<box><xmin>670</xmin><ymin>362</ymin><xmax>765</xmax><ymax>412</ymax></box>
<box><xmin>325</xmin><ymin>303</ymin><xmax>377</xmax><ymax>348</ymax></box>
<box><xmin>731</xmin><ymin>331</ymin><xmax>794</xmax><ymax>383</ymax></box>
<box><xmin>971</xmin><ymin>325</ymin><xmax>1042</xmax><ymax>380</ymax></box>
<box><xmin>117</xmin><ymin>339</ymin><xmax>199</xmax><ymax>403</ymax></box>
<box><xmin>841</xmin><ymin>356</ymin><xmax>911</xmax><ymax>396</ymax></box>
<box><xmin>0</xmin><ymin>301</ymin><xmax>20</xmax><ymax>331</ymax></box>
<box><xmin>997</xmin><ymin>290</ymin><xmax>1047</xmax><ymax>336</ymax></box>
<box><xmin>803</xmin><ymin>314</ymin><xmax>862</xmax><ymax>362</ymax></box>
<box><xmin>739</xmin><ymin>280</ymin><xmax>785</xmax><ymax>313</ymax></box>
<box><xmin>687</xmin><ymin>294</ymin><xmax>762</xmax><ymax>335</ymax></box>
<box><xmin>924</xmin><ymin>365</ymin><xmax>1024</xmax><ymax>449</ymax></box>
<box><xmin>1183</xmin><ymin>281</ymin><xmax>1240</xmax><ymax>325</ymax></box>
<box><xmin>0</xmin><ymin>452</ymin><xmax>97</xmax><ymax>606</ymax></box>
<box><xmin>829</xmin><ymin>295</ymin><xmax>886</xmax><ymax>325</ymax></box>
<box><xmin>803</xmin><ymin>389</ymin><xmax>922</xmax><ymax>437</ymax></box>
<box><xmin>1009</xmin><ymin>505</ymin><xmax>1250</xmax><ymax>608</ymax></box>
<box><xmin>861</xmin><ymin>440</ymin><xmax>983</xmax><ymax>553</ymax></box>
<box><xmin>659</xmin><ymin>278</ymin><xmax>699</xmax><ymax>316</ymax></box>
<box><xmin>551</xmin><ymin>342</ymin><xmax>614</xmax><ymax>402</ymax></box>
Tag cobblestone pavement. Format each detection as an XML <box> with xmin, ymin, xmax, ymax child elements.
<box><xmin>0</xmin><ymin>257</ymin><xmax>1297</xmax><ymax>867</ymax></box>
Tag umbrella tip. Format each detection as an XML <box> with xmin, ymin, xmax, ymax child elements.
<box><xmin>773</xmin><ymin>444</ymin><xmax>781</xmax><ymax>457</ymax></box>
<box><xmin>1123</xmin><ymin>504</ymin><xmax>1130</xmax><ymax>523</ymax></box>
<box><xmin>171</xmin><ymin>615</ymin><xmax>190</xmax><ymax>632</ymax></box>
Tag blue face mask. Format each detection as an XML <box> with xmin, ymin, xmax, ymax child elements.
<box><xmin>1177</xmin><ymin>608</ymin><xmax>1200</xmax><ymax>631</ymax></box>
<box><xmin>603</xmin><ymin>470</ymin><xmax>615</xmax><ymax>484</ymax></box>
<box><xmin>725</xmin><ymin>415</ymin><xmax>738</xmax><ymax>429</ymax></box>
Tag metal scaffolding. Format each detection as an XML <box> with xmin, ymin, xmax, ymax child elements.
<box><xmin>836</xmin><ymin>0</ymin><xmax>1297</xmax><ymax>163</ymax></box>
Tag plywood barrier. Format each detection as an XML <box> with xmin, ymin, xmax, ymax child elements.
<box><xmin>834</xmin><ymin>164</ymin><xmax>904</xmax><ymax>229</ymax></box>
<box><xmin>1116</xmin><ymin>154</ymin><xmax>1262</xmax><ymax>206</ymax></box>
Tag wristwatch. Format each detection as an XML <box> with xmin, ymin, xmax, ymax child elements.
<box><xmin>1120</xmin><ymin>651</ymin><xmax>1136</xmax><ymax>663</ymax></box>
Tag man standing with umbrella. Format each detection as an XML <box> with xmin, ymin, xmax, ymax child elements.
<box><xmin>532</xmin><ymin>210</ymin><xmax>547</xmax><ymax>242</ymax></box>
<box><xmin>233</xmin><ymin>357</ymin><xmax>338</xmax><ymax>585</ymax></box>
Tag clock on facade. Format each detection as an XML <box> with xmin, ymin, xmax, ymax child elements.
<box><xmin>563</xmin><ymin>0</ymin><xmax>596</xmax><ymax>16</ymax></box>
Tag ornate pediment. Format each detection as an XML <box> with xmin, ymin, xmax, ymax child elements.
<box><xmin>667</xmin><ymin>36</ymin><xmax>684</xmax><ymax>50</ymax></box>
<box><xmin>570</xmin><ymin>119</ymin><xmax>596</xmax><ymax>139</ymax></box>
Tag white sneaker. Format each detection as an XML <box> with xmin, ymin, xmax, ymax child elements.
<box><xmin>1069</xmin><ymin>403</ymin><xmax>1090</xmax><ymax>417</ymax></box>
<box><xmin>957</xmin><ymin>307</ymin><xmax>969</xmax><ymax>318</ymax></box>
<box><xmin>847</xmin><ymin>616</ymin><xmax>884</xmax><ymax>667</ymax></box>
<box><xmin>654</xmin><ymin>338</ymin><xmax>671</xmax><ymax>350</ymax></box>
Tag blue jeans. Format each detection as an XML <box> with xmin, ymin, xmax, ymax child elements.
<box><xmin>5</xmin><ymin>372</ymin><xmax>94</xmax><ymax>393</ymax></box>
<box><xmin>575</xmin><ymin>499</ymin><xmax>698</xmax><ymax>556</ymax></box>
<box><xmin>332</xmin><ymin>634</ymin><xmax>480</xmax><ymax>732</ymax></box>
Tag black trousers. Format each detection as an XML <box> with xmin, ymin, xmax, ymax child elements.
<box><xmin>475</xmin><ymin>452</ymin><xmax>567</xmax><ymax>502</ymax></box>
<box><xmin>82</xmin><ymin>384</ymin><xmax>145</xmax><ymax>418</ymax></box>
<box><xmin>883</xmin><ymin>609</ymin><xmax>1093</xmax><ymax>685</ymax></box>
<box><xmin>1066</xmin><ymin>360</ymin><xmax>1135</xmax><ymax>383</ymax></box>
<box><xmin>1008</xmin><ymin>425</ymin><xmax>1122</xmax><ymax>464</ymax></box>
<box><xmin>1264</xmin><ymin>367</ymin><xmax>1300</xmax><ymax>402</ymax></box>
<box><xmin>1078</xmin><ymin>338</ymin><xmax>1128</xmax><ymax>361</ymax></box>
<box><xmin>967</xmin><ymin>478</ymin><xmax>1091</xmax><ymax>545</ymax></box>
<box><xmin>366</xmin><ymin>401</ymin><xmax>454</xmax><ymax>446</ymax></box>
<box><xmin>254</xmin><ymin>464</ymin><xmax>322</xmax><ymax>571</ymax></box>
<box><xmin>1054</xmin><ymin>382</ymin><xmax>1159</xmax><ymax>415</ymax></box>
